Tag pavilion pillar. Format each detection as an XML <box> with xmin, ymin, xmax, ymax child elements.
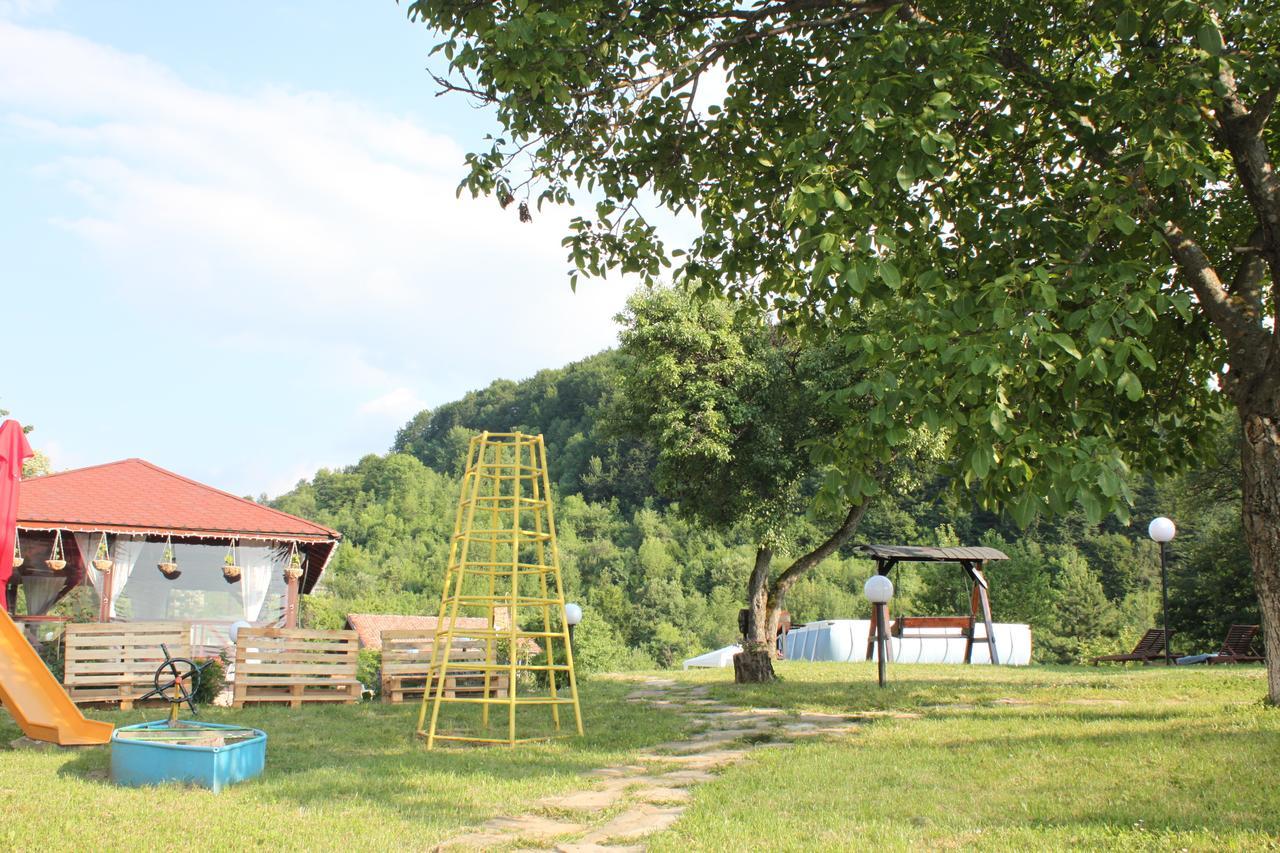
<box><xmin>98</xmin><ymin>569</ymin><xmax>113</xmax><ymax>622</ymax></box>
<box><xmin>284</xmin><ymin>572</ymin><xmax>300</xmax><ymax>628</ymax></box>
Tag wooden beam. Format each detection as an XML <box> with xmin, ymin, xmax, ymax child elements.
<box><xmin>284</xmin><ymin>573</ymin><xmax>299</xmax><ymax>628</ymax></box>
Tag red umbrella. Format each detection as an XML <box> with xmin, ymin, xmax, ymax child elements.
<box><xmin>0</xmin><ymin>420</ymin><xmax>33</xmax><ymax>612</ymax></box>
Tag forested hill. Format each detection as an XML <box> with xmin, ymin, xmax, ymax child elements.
<box><xmin>389</xmin><ymin>349</ymin><xmax>658</xmax><ymax>508</ymax></box>
<box><xmin>273</xmin><ymin>349</ymin><xmax>1257</xmax><ymax>670</ymax></box>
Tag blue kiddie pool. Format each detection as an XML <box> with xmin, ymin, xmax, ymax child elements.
<box><xmin>111</xmin><ymin>720</ymin><xmax>267</xmax><ymax>793</ymax></box>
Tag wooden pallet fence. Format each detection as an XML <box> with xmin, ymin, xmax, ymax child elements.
<box><xmin>63</xmin><ymin>622</ymin><xmax>190</xmax><ymax>710</ymax></box>
<box><xmin>380</xmin><ymin>629</ymin><xmax>508</xmax><ymax>704</ymax></box>
<box><xmin>233</xmin><ymin>627</ymin><xmax>361</xmax><ymax>709</ymax></box>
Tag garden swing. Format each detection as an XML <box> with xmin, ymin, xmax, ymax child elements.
<box><xmin>856</xmin><ymin>544</ymin><xmax>1008</xmax><ymax>665</ymax></box>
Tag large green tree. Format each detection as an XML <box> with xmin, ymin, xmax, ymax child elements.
<box><xmin>612</xmin><ymin>288</ymin><xmax>913</xmax><ymax>680</ymax></box>
<box><xmin>406</xmin><ymin>0</ymin><xmax>1280</xmax><ymax>699</ymax></box>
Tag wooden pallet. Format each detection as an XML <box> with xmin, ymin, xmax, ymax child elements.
<box><xmin>380</xmin><ymin>629</ymin><xmax>508</xmax><ymax>704</ymax></box>
<box><xmin>63</xmin><ymin>622</ymin><xmax>190</xmax><ymax>710</ymax></box>
<box><xmin>233</xmin><ymin>627</ymin><xmax>361</xmax><ymax>709</ymax></box>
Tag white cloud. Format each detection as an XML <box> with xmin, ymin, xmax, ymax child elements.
<box><xmin>358</xmin><ymin>387</ymin><xmax>427</xmax><ymax>421</ymax></box>
<box><xmin>0</xmin><ymin>0</ymin><xmax>57</xmax><ymax>20</ymax></box>
<box><xmin>0</xmin><ymin>20</ymin><xmax>632</xmax><ymax>394</ymax></box>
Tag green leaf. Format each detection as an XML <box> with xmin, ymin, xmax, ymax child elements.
<box><xmin>895</xmin><ymin>165</ymin><xmax>914</xmax><ymax>191</ymax></box>
<box><xmin>832</xmin><ymin>189</ymin><xmax>852</xmax><ymax>211</ymax></box>
<box><xmin>1117</xmin><ymin>370</ymin><xmax>1143</xmax><ymax>401</ymax></box>
<box><xmin>878</xmin><ymin>261</ymin><xmax>902</xmax><ymax>290</ymax></box>
<box><xmin>1113</xmin><ymin>213</ymin><xmax>1137</xmax><ymax>235</ymax></box>
<box><xmin>845</xmin><ymin>262</ymin><xmax>868</xmax><ymax>293</ymax></box>
<box><xmin>1197</xmin><ymin>22</ymin><xmax>1224</xmax><ymax>54</ymax></box>
<box><xmin>928</xmin><ymin>91</ymin><xmax>952</xmax><ymax>107</ymax></box>
<box><xmin>1049</xmin><ymin>333</ymin><xmax>1082</xmax><ymax>359</ymax></box>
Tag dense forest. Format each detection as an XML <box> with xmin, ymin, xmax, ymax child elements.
<box><xmin>273</xmin><ymin>292</ymin><xmax>1258</xmax><ymax>670</ymax></box>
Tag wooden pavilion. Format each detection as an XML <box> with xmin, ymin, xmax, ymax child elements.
<box><xmin>12</xmin><ymin>459</ymin><xmax>340</xmax><ymax>643</ymax></box>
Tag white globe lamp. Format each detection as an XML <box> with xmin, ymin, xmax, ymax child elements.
<box><xmin>1148</xmin><ymin>517</ymin><xmax>1176</xmax><ymax>665</ymax></box>
<box><xmin>863</xmin><ymin>574</ymin><xmax>894</xmax><ymax>604</ymax></box>
<box><xmin>1148</xmin><ymin>517</ymin><xmax>1176</xmax><ymax>543</ymax></box>
<box><xmin>863</xmin><ymin>574</ymin><xmax>894</xmax><ymax>686</ymax></box>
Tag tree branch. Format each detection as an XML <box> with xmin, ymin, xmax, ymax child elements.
<box><xmin>771</xmin><ymin>499</ymin><xmax>870</xmax><ymax>596</ymax></box>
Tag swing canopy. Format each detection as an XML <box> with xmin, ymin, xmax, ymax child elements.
<box><xmin>855</xmin><ymin>545</ymin><xmax>1009</xmax><ymax>564</ymax></box>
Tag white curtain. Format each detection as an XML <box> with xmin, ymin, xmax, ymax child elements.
<box><xmin>75</xmin><ymin>532</ymin><xmax>141</xmax><ymax>619</ymax></box>
<box><xmin>238</xmin><ymin>541</ymin><xmax>273</xmax><ymax>623</ymax></box>
<box><xmin>20</xmin><ymin>575</ymin><xmax>66</xmax><ymax>614</ymax></box>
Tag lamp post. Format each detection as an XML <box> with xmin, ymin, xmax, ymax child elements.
<box><xmin>1148</xmin><ymin>516</ymin><xmax>1176</xmax><ymax>665</ymax></box>
<box><xmin>864</xmin><ymin>574</ymin><xmax>894</xmax><ymax>687</ymax></box>
<box><xmin>564</xmin><ymin>602</ymin><xmax>583</xmax><ymax>649</ymax></box>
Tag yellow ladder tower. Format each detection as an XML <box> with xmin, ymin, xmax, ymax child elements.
<box><xmin>417</xmin><ymin>431</ymin><xmax>584</xmax><ymax>746</ymax></box>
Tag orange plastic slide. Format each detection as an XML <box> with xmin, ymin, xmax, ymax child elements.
<box><xmin>0</xmin><ymin>609</ymin><xmax>112</xmax><ymax>745</ymax></box>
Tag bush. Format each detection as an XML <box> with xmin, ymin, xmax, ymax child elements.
<box><xmin>357</xmin><ymin>649</ymin><xmax>382</xmax><ymax>698</ymax></box>
<box><xmin>38</xmin><ymin>638</ymin><xmax>64</xmax><ymax>682</ymax></box>
<box><xmin>192</xmin><ymin>654</ymin><xmax>227</xmax><ymax>705</ymax></box>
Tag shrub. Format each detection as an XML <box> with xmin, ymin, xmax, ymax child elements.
<box><xmin>357</xmin><ymin>649</ymin><xmax>382</xmax><ymax>698</ymax></box>
<box><xmin>38</xmin><ymin>638</ymin><xmax>64</xmax><ymax>682</ymax></box>
<box><xmin>192</xmin><ymin>654</ymin><xmax>227</xmax><ymax>705</ymax></box>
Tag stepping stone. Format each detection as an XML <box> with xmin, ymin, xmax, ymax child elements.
<box><xmin>794</xmin><ymin>712</ymin><xmax>861</xmax><ymax>724</ymax></box>
<box><xmin>652</xmin><ymin>749</ymin><xmax>748</xmax><ymax>770</ymax></box>
<box><xmin>598</xmin><ymin>774</ymin><xmax>668</xmax><ymax>791</ymax></box>
<box><xmin>633</xmin><ymin>786</ymin><xmax>692</xmax><ymax>804</ymax></box>
<box><xmin>587</xmin><ymin>764</ymin><xmax>648</xmax><ymax>779</ymax></box>
<box><xmin>442</xmin><ymin>832</ymin><xmax>513</xmax><ymax>849</ymax></box>
<box><xmin>539</xmin><ymin>787</ymin><xmax>626</xmax><ymax>810</ymax></box>
<box><xmin>482</xmin><ymin>814</ymin><xmax>586</xmax><ymax>839</ymax></box>
<box><xmin>658</xmin><ymin>769</ymin><xmax>717</xmax><ymax>785</ymax></box>
<box><xmin>557</xmin><ymin>843</ymin><xmax>645</xmax><ymax>853</ymax></box>
<box><xmin>582</xmin><ymin>803</ymin><xmax>685</xmax><ymax>843</ymax></box>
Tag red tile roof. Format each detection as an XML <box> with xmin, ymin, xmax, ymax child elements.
<box><xmin>17</xmin><ymin>458</ymin><xmax>340</xmax><ymax>541</ymax></box>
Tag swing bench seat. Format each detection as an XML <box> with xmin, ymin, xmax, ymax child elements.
<box><xmin>892</xmin><ymin>616</ymin><xmax>975</xmax><ymax>638</ymax></box>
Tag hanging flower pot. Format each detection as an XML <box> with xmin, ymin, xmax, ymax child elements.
<box><xmin>157</xmin><ymin>536</ymin><xmax>181</xmax><ymax>579</ymax></box>
<box><xmin>45</xmin><ymin>530</ymin><xmax>66</xmax><ymax>571</ymax></box>
<box><xmin>223</xmin><ymin>539</ymin><xmax>242</xmax><ymax>583</ymax></box>
<box><xmin>283</xmin><ymin>543</ymin><xmax>303</xmax><ymax>582</ymax></box>
<box><xmin>91</xmin><ymin>533</ymin><xmax>114</xmax><ymax>573</ymax></box>
<box><xmin>11</xmin><ymin>530</ymin><xmax>22</xmax><ymax>570</ymax></box>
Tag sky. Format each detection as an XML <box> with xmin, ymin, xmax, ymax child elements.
<box><xmin>0</xmin><ymin>1</ymin><xmax>653</xmax><ymax>498</ymax></box>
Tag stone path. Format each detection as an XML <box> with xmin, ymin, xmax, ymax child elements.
<box><xmin>436</xmin><ymin>677</ymin><xmax>869</xmax><ymax>851</ymax></box>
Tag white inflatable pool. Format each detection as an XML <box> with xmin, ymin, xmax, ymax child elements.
<box><xmin>783</xmin><ymin>619</ymin><xmax>1032</xmax><ymax>665</ymax></box>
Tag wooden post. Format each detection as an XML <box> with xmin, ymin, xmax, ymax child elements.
<box><xmin>98</xmin><ymin>569</ymin><xmax>113</xmax><ymax>622</ymax></box>
<box><xmin>284</xmin><ymin>572</ymin><xmax>300</xmax><ymax>628</ymax></box>
<box><xmin>875</xmin><ymin>601</ymin><xmax>890</xmax><ymax>686</ymax></box>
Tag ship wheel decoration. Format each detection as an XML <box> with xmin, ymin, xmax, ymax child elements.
<box><xmin>137</xmin><ymin>643</ymin><xmax>216</xmax><ymax>723</ymax></box>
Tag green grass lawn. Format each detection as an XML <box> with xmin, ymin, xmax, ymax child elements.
<box><xmin>0</xmin><ymin>679</ymin><xmax>690</xmax><ymax>851</ymax></box>
<box><xmin>0</xmin><ymin>664</ymin><xmax>1275</xmax><ymax>851</ymax></box>
<box><xmin>651</xmin><ymin>662</ymin><xmax>1280</xmax><ymax>851</ymax></box>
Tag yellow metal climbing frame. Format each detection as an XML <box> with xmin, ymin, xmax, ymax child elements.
<box><xmin>416</xmin><ymin>432</ymin><xmax>584</xmax><ymax>747</ymax></box>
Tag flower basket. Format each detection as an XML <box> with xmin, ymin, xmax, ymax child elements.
<box><xmin>223</xmin><ymin>565</ymin><xmax>242</xmax><ymax>583</ymax></box>
<box><xmin>158</xmin><ymin>536</ymin><xmax>179</xmax><ymax>578</ymax></box>
<box><xmin>92</xmin><ymin>534</ymin><xmax>113</xmax><ymax>573</ymax></box>
<box><xmin>11</xmin><ymin>556</ymin><xmax>22</xmax><ymax>569</ymax></box>
<box><xmin>11</xmin><ymin>531</ymin><xmax>22</xmax><ymax>570</ymax></box>
<box><xmin>283</xmin><ymin>566</ymin><xmax>303</xmax><ymax>582</ymax></box>
<box><xmin>45</xmin><ymin>530</ymin><xmax>66</xmax><ymax>571</ymax></box>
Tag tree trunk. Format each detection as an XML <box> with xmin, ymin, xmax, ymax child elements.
<box><xmin>1241</xmin><ymin>406</ymin><xmax>1280</xmax><ymax>704</ymax></box>
<box><xmin>733</xmin><ymin>546</ymin><xmax>776</xmax><ymax>683</ymax></box>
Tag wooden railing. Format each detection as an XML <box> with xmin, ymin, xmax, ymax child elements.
<box><xmin>63</xmin><ymin>622</ymin><xmax>190</xmax><ymax>709</ymax></box>
<box><xmin>233</xmin><ymin>627</ymin><xmax>361</xmax><ymax>708</ymax></box>
<box><xmin>380</xmin><ymin>629</ymin><xmax>508</xmax><ymax>704</ymax></box>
